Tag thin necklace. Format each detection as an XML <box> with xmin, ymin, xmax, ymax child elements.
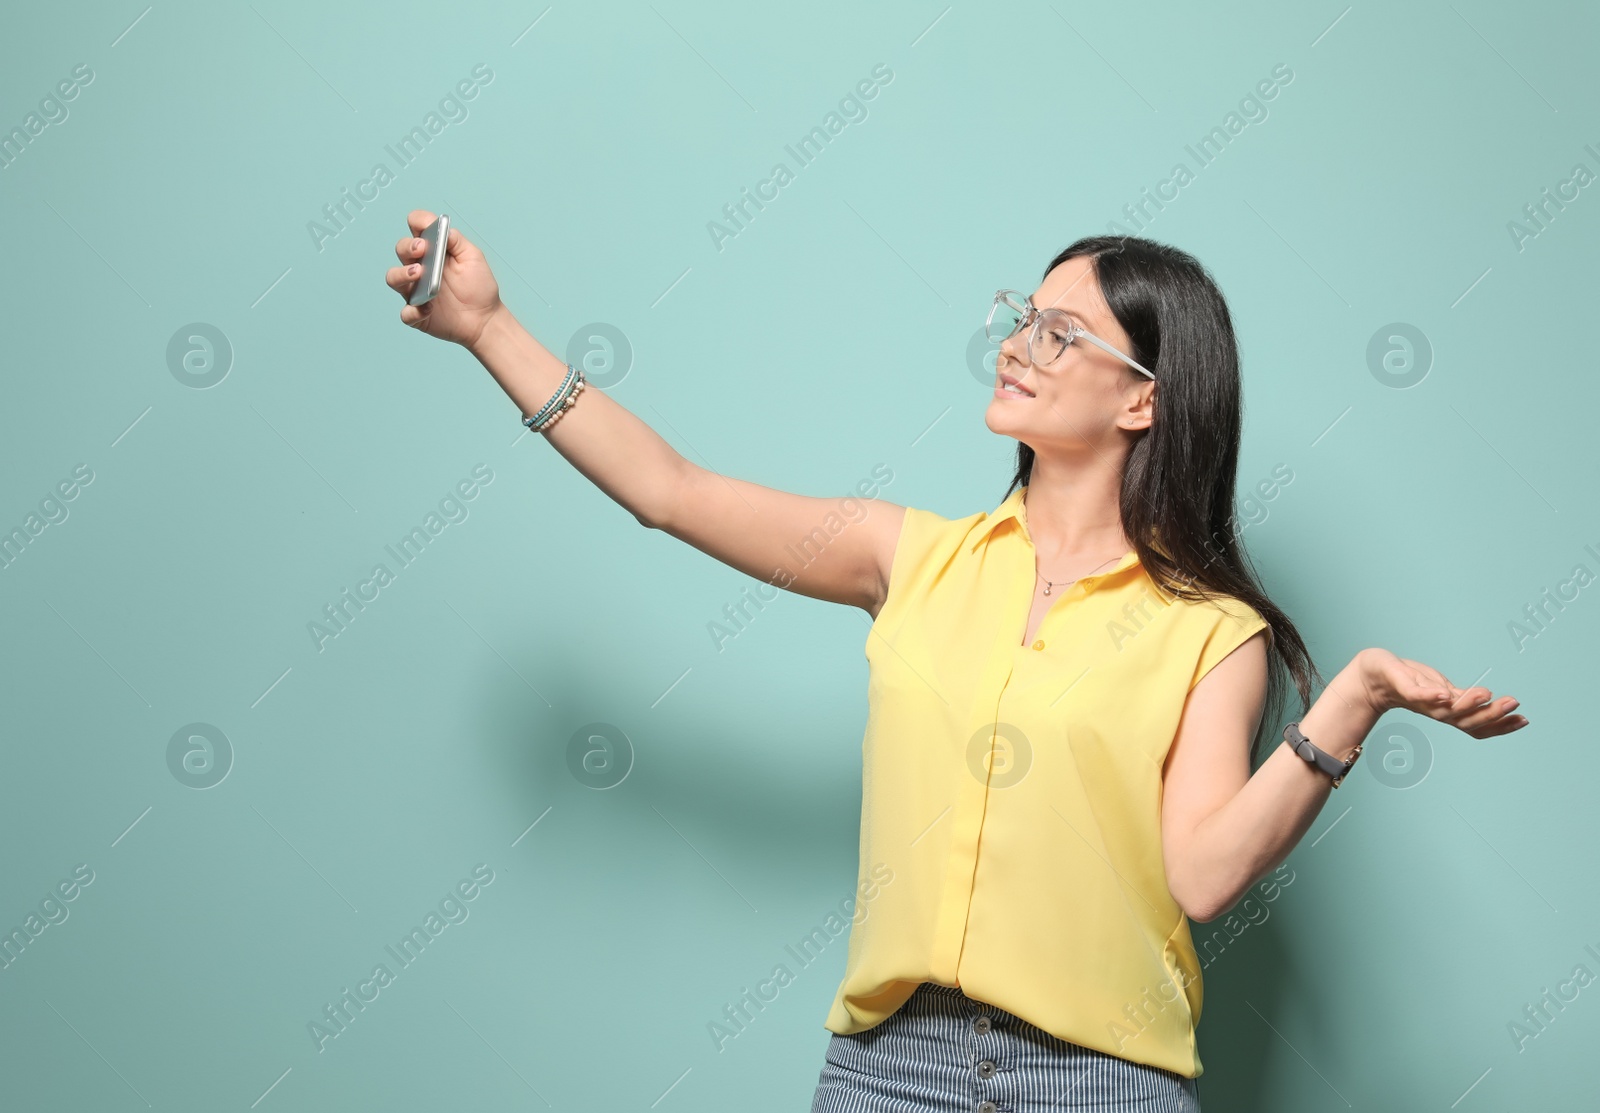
<box><xmin>1039</xmin><ymin>552</ymin><xmax>1124</xmax><ymax>595</ymax></box>
<box><xmin>1018</xmin><ymin>491</ymin><xmax>1128</xmax><ymax>594</ymax></box>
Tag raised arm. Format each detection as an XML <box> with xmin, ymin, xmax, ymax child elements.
<box><xmin>386</xmin><ymin>210</ymin><xmax>905</xmax><ymax>617</ymax></box>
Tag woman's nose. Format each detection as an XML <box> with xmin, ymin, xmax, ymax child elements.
<box><xmin>997</xmin><ymin>328</ymin><xmax>1030</xmax><ymax>368</ymax></box>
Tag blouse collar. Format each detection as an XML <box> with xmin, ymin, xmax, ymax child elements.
<box><xmin>967</xmin><ymin>485</ymin><xmax>1143</xmax><ymax>579</ymax></box>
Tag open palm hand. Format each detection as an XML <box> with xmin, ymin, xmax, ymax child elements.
<box><xmin>1357</xmin><ymin>647</ymin><xmax>1527</xmax><ymax>739</ymax></box>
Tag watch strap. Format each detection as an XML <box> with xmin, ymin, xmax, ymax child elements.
<box><xmin>1283</xmin><ymin>722</ymin><xmax>1361</xmax><ymax>787</ymax></box>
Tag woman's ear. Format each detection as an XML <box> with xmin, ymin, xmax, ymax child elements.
<box><xmin>1122</xmin><ymin>381</ymin><xmax>1156</xmax><ymax>432</ymax></box>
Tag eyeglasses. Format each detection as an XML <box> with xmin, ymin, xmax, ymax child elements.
<box><xmin>985</xmin><ymin>289</ymin><xmax>1156</xmax><ymax>380</ymax></box>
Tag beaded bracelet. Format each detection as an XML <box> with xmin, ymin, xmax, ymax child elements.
<box><xmin>522</xmin><ymin>364</ymin><xmax>587</xmax><ymax>432</ymax></box>
<box><xmin>532</xmin><ymin>377</ymin><xmax>583</xmax><ymax>432</ymax></box>
<box><xmin>523</xmin><ymin>363</ymin><xmax>576</xmax><ymax>427</ymax></box>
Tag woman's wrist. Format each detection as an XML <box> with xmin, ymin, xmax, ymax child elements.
<box><xmin>1289</xmin><ymin>656</ymin><xmax>1383</xmax><ymax>768</ymax></box>
<box><xmin>1350</xmin><ymin>648</ymin><xmax>1393</xmax><ymax>717</ymax></box>
<box><xmin>465</xmin><ymin>300</ymin><xmax>515</xmax><ymax>362</ymax></box>
<box><xmin>461</xmin><ymin>300</ymin><xmax>578</xmax><ymax>426</ymax></box>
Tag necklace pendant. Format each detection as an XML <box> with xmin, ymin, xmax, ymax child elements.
<box><xmin>1043</xmin><ymin>583</ymin><xmax>1052</xmax><ymax>596</ymax></box>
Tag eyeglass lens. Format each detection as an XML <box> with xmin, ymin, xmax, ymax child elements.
<box><xmin>988</xmin><ymin>293</ymin><xmax>1072</xmax><ymax>367</ymax></box>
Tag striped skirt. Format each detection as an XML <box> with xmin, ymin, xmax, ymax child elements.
<box><xmin>811</xmin><ymin>982</ymin><xmax>1201</xmax><ymax>1112</ymax></box>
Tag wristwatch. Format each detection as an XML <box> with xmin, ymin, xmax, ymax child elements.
<box><xmin>1283</xmin><ymin>722</ymin><xmax>1362</xmax><ymax>787</ymax></box>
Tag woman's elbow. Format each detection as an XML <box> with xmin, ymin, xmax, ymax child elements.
<box><xmin>1167</xmin><ymin>862</ymin><xmax>1234</xmax><ymax>924</ymax></box>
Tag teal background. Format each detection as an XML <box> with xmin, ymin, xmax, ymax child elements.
<box><xmin>3</xmin><ymin>0</ymin><xmax>1597</xmax><ymax>1108</ymax></box>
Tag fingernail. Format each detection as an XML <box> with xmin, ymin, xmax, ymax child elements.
<box><xmin>408</xmin><ymin>264</ymin><xmax>420</xmax><ymax>275</ymax></box>
<box><xmin>414</xmin><ymin>239</ymin><xmax>424</xmax><ymax>251</ymax></box>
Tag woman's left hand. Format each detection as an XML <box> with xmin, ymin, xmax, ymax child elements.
<box><xmin>1355</xmin><ymin>648</ymin><xmax>1528</xmax><ymax>738</ymax></box>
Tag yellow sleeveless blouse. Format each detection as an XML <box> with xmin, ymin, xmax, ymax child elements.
<box><xmin>825</xmin><ymin>485</ymin><xmax>1270</xmax><ymax>1079</ymax></box>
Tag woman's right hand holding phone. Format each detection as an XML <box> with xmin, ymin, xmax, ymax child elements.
<box><xmin>387</xmin><ymin>209</ymin><xmax>503</xmax><ymax>351</ymax></box>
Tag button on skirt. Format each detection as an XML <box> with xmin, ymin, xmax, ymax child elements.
<box><xmin>810</xmin><ymin>982</ymin><xmax>1201</xmax><ymax>1113</ymax></box>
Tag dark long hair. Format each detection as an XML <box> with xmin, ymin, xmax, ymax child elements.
<box><xmin>1005</xmin><ymin>234</ymin><xmax>1321</xmax><ymax>765</ymax></box>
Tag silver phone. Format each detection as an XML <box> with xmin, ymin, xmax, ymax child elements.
<box><xmin>407</xmin><ymin>213</ymin><xmax>449</xmax><ymax>306</ymax></box>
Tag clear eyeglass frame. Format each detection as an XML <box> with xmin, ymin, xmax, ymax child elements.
<box><xmin>986</xmin><ymin>289</ymin><xmax>1156</xmax><ymax>380</ymax></box>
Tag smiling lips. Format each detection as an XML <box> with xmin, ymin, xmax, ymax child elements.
<box><xmin>996</xmin><ymin>372</ymin><xmax>1035</xmax><ymax>398</ymax></box>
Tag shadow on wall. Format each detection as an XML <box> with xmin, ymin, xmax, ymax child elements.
<box><xmin>463</xmin><ymin>630</ymin><xmax>870</xmax><ymax>877</ymax></box>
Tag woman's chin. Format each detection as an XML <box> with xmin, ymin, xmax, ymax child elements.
<box><xmin>984</xmin><ymin>400</ymin><xmax>1026</xmax><ymax>434</ymax></box>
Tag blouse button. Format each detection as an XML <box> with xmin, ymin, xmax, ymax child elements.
<box><xmin>978</xmin><ymin>1104</ymin><xmax>998</xmax><ymax>1113</ymax></box>
<box><xmin>974</xmin><ymin>1015</ymin><xmax>993</xmax><ymax>1034</ymax></box>
<box><xmin>977</xmin><ymin>1059</ymin><xmax>998</xmax><ymax>1079</ymax></box>
<box><xmin>1031</xmin><ymin>639</ymin><xmax>1045</xmax><ymax>651</ymax></box>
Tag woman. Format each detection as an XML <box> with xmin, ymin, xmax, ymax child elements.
<box><xmin>384</xmin><ymin>216</ymin><xmax>1527</xmax><ymax>1111</ymax></box>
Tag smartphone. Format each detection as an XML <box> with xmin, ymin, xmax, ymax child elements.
<box><xmin>407</xmin><ymin>213</ymin><xmax>449</xmax><ymax>306</ymax></box>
